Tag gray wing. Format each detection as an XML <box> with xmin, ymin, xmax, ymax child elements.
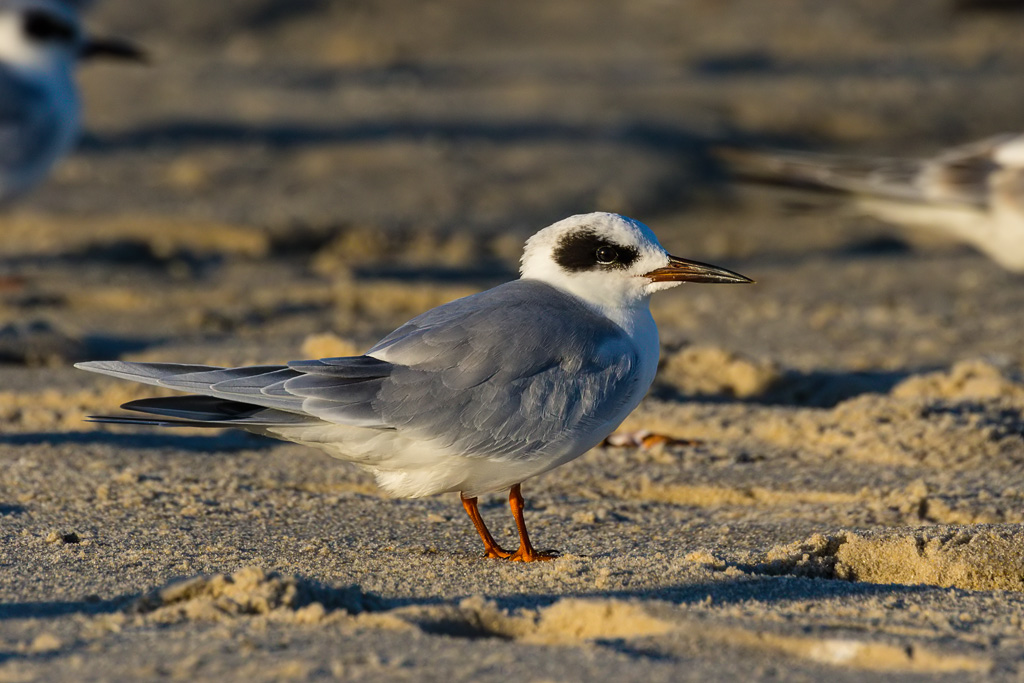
<box><xmin>78</xmin><ymin>280</ymin><xmax>640</xmax><ymax>460</ymax></box>
<box><xmin>718</xmin><ymin>134</ymin><xmax>1020</xmax><ymax>209</ymax></box>
<box><xmin>0</xmin><ymin>67</ymin><xmax>62</xmax><ymax>200</ymax></box>
<box><xmin>358</xmin><ymin>279</ymin><xmax>640</xmax><ymax>458</ymax></box>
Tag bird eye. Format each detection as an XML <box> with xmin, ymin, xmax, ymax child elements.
<box><xmin>595</xmin><ymin>246</ymin><xmax>618</xmax><ymax>264</ymax></box>
<box><xmin>23</xmin><ymin>11</ymin><xmax>77</xmax><ymax>44</ymax></box>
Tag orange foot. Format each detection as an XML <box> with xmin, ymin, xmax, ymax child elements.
<box><xmin>462</xmin><ymin>485</ymin><xmax>561</xmax><ymax>563</ymax></box>
<box><xmin>505</xmin><ymin>484</ymin><xmax>557</xmax><ymax>562</ymax></box>
<box><xmin>508</xmin><ymin>546</ymin><xmax>559</xmax><ymax>563</ymax></box>
<box><xmin>483</xmin><ymin>545</ymin><xmax>513</xmax><ymax>560</ymax></box>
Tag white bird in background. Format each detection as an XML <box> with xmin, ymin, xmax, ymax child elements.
<box><xmin>77</xmin><ymin>213</ymin><xmax>753</xmax><ymax>562</ymax></box>
<box><xmin>720</xmin><ymin>134</ymin><xmax>1024</xmax><ymax>273</ymax></box>
<box><xmin>0</xmin><ymin>0</ymin><xmax>143</xmax><ymax>203</ymax></box>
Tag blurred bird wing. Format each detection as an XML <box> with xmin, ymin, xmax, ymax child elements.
<box><xmin>917</xmin><ymin>133</ymin><xmax>1023</xmax><ymax>207</ymax></box>
<box><xmin>719</xmin><ymin>133</ymin><xmax>1023</xmax><ymax>208</ymax></box>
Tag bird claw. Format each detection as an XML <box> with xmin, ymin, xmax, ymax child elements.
<box><xmin>507</xmin><ymin>547</ymin><xmax>559</xmax><ymax>562</ymax></box>
<box><xmin>481</xmin><ymin>545</ymin><xmax>558</xmax><ymax>562</ymax></box>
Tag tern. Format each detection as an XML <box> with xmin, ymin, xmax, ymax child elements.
<box><xmin>0</xmin><ymin>0</ymin><xmax>144</xmax><ymax>203</ymax></box>
<box><xmin>720</xmin><ymin>134</ymin><xmax>1024</xmax><ymax>272</ymax></box>
<box><xmin>77</xmin><ymin>213</ymin><xmax>753</xmax><ymax>562</ymax></box>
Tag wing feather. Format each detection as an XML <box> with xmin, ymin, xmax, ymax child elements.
<box><xmin>79</xmin><ymin>281</ymin><xmax>641</xmax><ymax>460</ymax></box>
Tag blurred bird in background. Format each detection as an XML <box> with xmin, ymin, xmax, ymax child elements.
<box><xmin>719</xmin><ymin>134</ymin><xmax>1024</xmax><ymax>273</ymax></box>
<box><xmin>0</xmin><ymin>0</ymin><xmax>143</xmax><ymax>204</ymax></box>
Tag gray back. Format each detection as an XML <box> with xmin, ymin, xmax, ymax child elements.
<box><xmin>351</xmin><ymin>280</ymin><xmax>640</xmax><ymax>460</ymax></box>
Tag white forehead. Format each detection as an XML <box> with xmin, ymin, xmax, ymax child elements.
<box><xmin>521</xmin><ymin>212</ymin><xmax>663</xmax><ymax>266</ymax></box>
<box><xmin>0</xmin><ymin>0</ymin><xmax>81</xmax><ymax>69</ymax></box>
<box><xmin>994</xmin><ymin>135</ymin><xmax>1024</xmax><ymax>167</ymax></box>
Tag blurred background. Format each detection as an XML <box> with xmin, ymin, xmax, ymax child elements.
<box><xmin>67</xmin><ymin>0</ymin><xmax>1024</xmax><ymax>228</ymax></box>
<box><xmin>5</xmin><ymin>0</ymin><xmax>1024</xmax><ymax>392</ymax></box>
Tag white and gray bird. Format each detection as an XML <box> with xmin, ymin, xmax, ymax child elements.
<box><xmin>77</xmin><ymin>213</ymin><xmax>753</xmax><ymax>562</ymax></box>
<box><xmin>0</xmin><ymin>0</ymin><xmax>143</xmax><ymax>203</ymax></box>
<box><xmin>720</xmin><ymin>134</ymin><xmax>1024</xmax><ymax>272</ymax></box>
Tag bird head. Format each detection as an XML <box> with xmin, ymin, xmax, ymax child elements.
<box><xmin>0</xmin><ymin>0</ymin><xmax>143</xmax><ymax>77</ymax></box>
<box><xmin>520</xmin><ymin>212</ymin><xmax>752</xmax><ymax>312</ymax></box>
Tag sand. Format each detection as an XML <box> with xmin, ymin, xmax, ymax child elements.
<box><xmin>2</xmin><ymin>0</ymin><xmax>1024</xmax><ymax>680</ymax></box>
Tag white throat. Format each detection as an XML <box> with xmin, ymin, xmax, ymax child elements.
<box><xmin>518</xmin><ymin>265</ymin><xmax>662</xmax><ymax>394</ymax></box>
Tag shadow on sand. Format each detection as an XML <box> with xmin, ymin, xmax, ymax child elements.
<box><xmin>653</xmin><ymin>367</ymin><xmax>918</xmax><ymax>409</ymax></box>
<box><xmin>0</xmin><ymin>430</ymin><xmax>273</xmax><ymax>452</ymax></box>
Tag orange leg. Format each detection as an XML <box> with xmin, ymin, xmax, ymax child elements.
<box><xmin>507</xmin><ymin>483</ymin><xmax>558</xmax><ymax>562</ymax></box>
<box><xmin>461</xmin><ymin>494</ymin><xmax>512</xmax><ymax>559</ymax></box>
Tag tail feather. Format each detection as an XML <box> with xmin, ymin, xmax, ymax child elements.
<box><xmin>76</xmin><ymin>356</ymin><xmax>397</xmax><ymax>429</ymax></box>
<box><xmin>88</xmin><ymin>395</ymin><xmax>318</xmax><ymax>428</ymax></box>
<box><xmin>74</xmin><ymin>361</ymin><xmax>221</xmax><ymax>388</ymax></box>
<box><xmin>85</xmin><ymin>415</ymin><xmax>229</xmax><ymax>428</ymax></box>
<box><xmin>75</xmin><ymin>360</ymin><xmax>307</xmax><ymax>414</ymax></box>
<box><xmin>156</xmin><ymin>365</ymin><xmax>284</xmax><ymax>392</ymax></box>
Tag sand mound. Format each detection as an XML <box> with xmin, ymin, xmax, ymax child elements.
<box><xmin>760</xmin><ymin>525</ymin><xmax>1024</xmax><ymax>591</ymax></box>
<box><xmin>130</xmin><ymin>571</ymin><xmax>674</xmax><ymax>647</ymax></box>
<box><xmin>527</xmin><ymin>599</ymin><xmax>676</xmax><ymax>644</ymax></box>
<box><xmin>625</xmin><ymin>357</ymin><xmax>1024</xmax><ymax>471</ymax></box>
<box><xmin>389</xmin><ymin>594</ymin><xmax>989</xmax><ymax>672</ymax></box>
<box><xmin>657</xmin><ymin>346</ymin><xmax>781</xmax><ymax>399</ymax></box>
<box><xmin>892</xmin><ymin>359</ymin><xmax>1024</xmax><ymax>401</ymax></box>
<box><xmin>835</xmin><ymin>526</ymin><xmax>1024</xmax><ymax>591</ymax></box>
<box><xmin>718</xmin><ymin>629</ymin><xmax>990</xmax><ymax>673</ymax></box>
<box><xmin>388</xmin><ymin>596</ymin><xmax>532</xmax><ymax>639</ymax></box>
<box><xmin>364</xmin><ymin>595</ymin><xmax>675</xmax><ymax>644</ymax></box>
<box><xmin>824</xmin><ymin>393</ymin><xmax>1024</xmax><ymax>468</ymax></box>
<box><xmin>130</xmin><ymin>567</ymin><xmax>383</xmax><ymax>624</ymax></box>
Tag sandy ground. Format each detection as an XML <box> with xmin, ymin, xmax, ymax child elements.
<box><xmin>3</xmin><ymin>0</ymin><xmax>1024</xmax><ymax>680</ymax></box>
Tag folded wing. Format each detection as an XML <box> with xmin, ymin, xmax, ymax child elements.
<box><xmin>78</xmin><ymin>280</ymin><xmax>640</xmax><ymax>461</ymax></box>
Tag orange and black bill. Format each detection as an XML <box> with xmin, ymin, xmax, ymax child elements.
<box><xmin>645</xmin><ymin>255</ymin><xmax>754</xmax><ymax>284</ymax></box>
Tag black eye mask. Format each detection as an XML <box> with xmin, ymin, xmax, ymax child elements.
<box><xmin>23</xmin><ymin>10</ymin><xmax>78</xmax><ymax>45</ymax></box>
<box><xmin>553</xmin><ymin>229</ymin><xmax>641</xmax><ymax>272</ymax></box>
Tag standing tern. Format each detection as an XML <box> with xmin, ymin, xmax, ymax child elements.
<box><xmin>720</xmin><ymin>134</ymin><xmax>1024</xmax><ymax>272</ymax></box>
<box><xmin>0</xmin><ymin>0</ymin><xmax>144</xmax><ymax>203</ymax></box>
<box><xmin>77</xmin><ymin>213</ymin><xmax>753</xmax><ymax>562</ymax></box>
